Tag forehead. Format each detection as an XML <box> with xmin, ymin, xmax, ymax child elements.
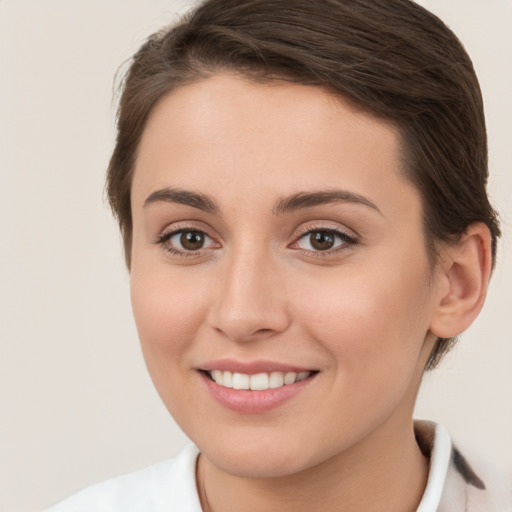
<box><xmin>132</xmin><ymin>73</ymin><xmax>418</xmax><ymax>220</ymax></box>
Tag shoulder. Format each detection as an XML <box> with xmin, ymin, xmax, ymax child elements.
<box><xmin>45</xmin><ymin>444</ymin><xmax>202</xmax><ymax>512</ymax></box>
<box><xmin>444</xmin><ymin>447</ymin><xmax>512</xmax><ymax>512</ymax></box>
<box><xmin>415</xmin><ymin>420</ymin><xmax>511</xmax><ymax>512</ymax></box>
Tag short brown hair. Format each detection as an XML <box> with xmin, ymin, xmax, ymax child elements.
<box><xmin>106</xmin><ymin>0</ymin><xmax>500</xmax><ymax>369</ymax></box>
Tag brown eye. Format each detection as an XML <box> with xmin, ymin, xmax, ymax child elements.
<box><xmin>294</xmin><ymin>228</ymin><xmax>356</xmax><ymax>253</ymax></box>
<box><xmin>157</xmin><ymin>229</ymin><xmax>217</xmax><ymax>256</ymax></box>
<box><xmin>180</xmin><ymin>230</ymin><xmax>205</xmax><ymax>251</ymax></box>
<box><xmin>309</xmin><ymin>231</ymin><xmax>335</xmax><ymax>251</ymax></box>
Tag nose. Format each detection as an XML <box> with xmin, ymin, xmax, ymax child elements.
<box><xmin>208</xmin><ymin>246</ymin><xmax>291</xmax><ymax>343</ymax></box>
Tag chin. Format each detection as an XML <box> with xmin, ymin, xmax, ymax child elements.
<box><xmin>209</xmin><ymin>451</ymin><xmax>308</xmax><ymax>479</ymax></box>
<box><xmin>197</xmin><ymin>433</ymin><xmax>315</xmax><ymax>479</ymax></box>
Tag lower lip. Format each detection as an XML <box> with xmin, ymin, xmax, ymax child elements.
<box><xmin>199</xmin><ymin>371</ymin><xmax>317</xmax><ymax>413</ymax></box>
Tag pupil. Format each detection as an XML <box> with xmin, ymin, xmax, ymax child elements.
<box><xmin>310</xmin><ymin>231</ymin><xmax>334</xmax><ymax>251</ymax></box>
<box><xmin>180</xmin><ymin>231</ymin><xmax>204</xmax><ymax>250</ymax></box>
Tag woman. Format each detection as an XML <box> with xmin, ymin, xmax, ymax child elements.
<box><xmin>47</xmin><ymin>0</ymin><xmax>510</xmax><ymax>510</ymax></box>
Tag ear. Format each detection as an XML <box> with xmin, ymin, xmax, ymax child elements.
<box><xmin>429</xmin><ymin>223</ymin><xmax>493</xmax><ymax>338</ymax></box>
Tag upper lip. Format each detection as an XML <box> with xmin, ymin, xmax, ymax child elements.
<box><xmin>198</xmin><ymin>359</ymin><xmax>315</xmax><ymax>375</ymax></box>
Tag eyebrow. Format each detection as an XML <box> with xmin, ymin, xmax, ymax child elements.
<box><xmin>272</xmin><ymin>190</ymin><xmax>383</xmax><ymax>216</ymax></box>
<box><xmin>143</xmin><ymin>187</ymin><xmax>382</xmax><ymax>216</ymax></box>
<box><xmin>144</xmin><ymin>187</ymin><xmax>219</xmax><ymax>213</ymax></box>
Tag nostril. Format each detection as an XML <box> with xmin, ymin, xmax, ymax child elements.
<box><xmin>209</xmin><ymin>294</ymin><xmax>291</xmax><ymax>342</ymax></box>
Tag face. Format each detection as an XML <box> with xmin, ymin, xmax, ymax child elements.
<box><xmin>130</xmin><ymin>73</ymin><xmax>440</xmax><ymax>478</ymax></box>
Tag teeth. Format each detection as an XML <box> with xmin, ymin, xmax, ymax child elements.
<box><xmin>283</xmin><ymin>372</ymin><xmax>297</xmax><ymax>385</ymax></box>
<box><xmin>212</xmin><ymin>370</ymin><xmax>223</xmax><ymax>383</ymax></box>
<box><xmin>208</xmin><ymin>370</ymin><xmax>312</xmax><ymax>390</ymax></box>
<box><xmin>249</xmin><ymin>373</ymin><xmax>269</xmax><ymax>390</ymax></box>
<box><xmin>269</xmin><ymin>371</ymin><xmax>284</xmax><ymax>388</ymax></box>
<box><xmin>232</xmin><ymin>372</ymin><xmax>250</xmax><ymax>390</ymax></box>
<box><xmin>297</xmin><ymin>371</ymin><xmax>310</xmax><ymax>382</ymax></box>
<box><xmin>223</xmin><ymin>370</ymin><xmax>233</xmax><ymax>388</ymax></box>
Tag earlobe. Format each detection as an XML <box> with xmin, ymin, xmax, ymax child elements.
<box><xmin>429</xmin><ymin>223</ymin><xmax>493</xmax><ymax>339</ymax></box>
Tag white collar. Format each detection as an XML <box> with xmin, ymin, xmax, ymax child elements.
<box><xmin>415</xmin><ymin>421</ymin><xmax>453</xmax><ymax>512</ymax></box>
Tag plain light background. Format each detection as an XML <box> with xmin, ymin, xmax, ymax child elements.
<box><xmin>1</xmin><ymin>1</ymin><xmax>511</xmax><ymax>510</ymax></box>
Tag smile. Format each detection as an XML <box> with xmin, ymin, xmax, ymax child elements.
<box><xmin>207</xmin><ymin>370</ymin><xmax>312</xmax><ymax>390</ymax></box>
<box><xmin>200</xmin><ymin>365</ymin><xmax>318</xmax><ymax>413</ymax></box>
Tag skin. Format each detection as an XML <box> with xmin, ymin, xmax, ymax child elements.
<box><xmin>129</xmin><ymin>73</ymin><xmax>490</xmax><ymax>512</ymax></box>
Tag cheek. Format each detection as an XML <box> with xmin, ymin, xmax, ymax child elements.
<box><xmin>129</xmin><ymin>266</ymin><xmax>216</xmax><ymax>424</ymax></box>
<box><xmin>292</xmin><ymin>261</ymin><xmax>433</xmax><ymax>380</ymax></box>
<box><xmin>130</xmin><ymin>266</ymin><xmax>208</xmax><ymax>368</ymax></box>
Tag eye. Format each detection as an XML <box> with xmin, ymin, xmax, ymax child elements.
<box><xmin>156</xmin><ymin>228</ymin><xmax>218</xmax><ymax>256</ymax></box>
<box><xmin>173</xmin><ymin>230</ymin><xmax>209</xmax><ymax>251</ymax></box>
<box><xmin>293</xmin><ymin>228</ymin><xmax>356</xmax><ymax>253</ymax></box>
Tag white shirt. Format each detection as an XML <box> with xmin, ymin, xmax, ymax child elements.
<box><xmin>47</xmin><ymin>443</ymin><xmax>202</xmax><ymax>512</ymax></box>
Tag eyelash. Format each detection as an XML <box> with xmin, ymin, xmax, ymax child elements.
<box><xmin>153</xmin><ymin>226</ymin><xmax>358</xmax><ymax>258</ymax></box>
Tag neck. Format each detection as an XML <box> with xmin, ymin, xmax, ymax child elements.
<box><xmin>196</xmin><ymin>417</ymin><xmax>428</xmax><ymax>512</ymax></box>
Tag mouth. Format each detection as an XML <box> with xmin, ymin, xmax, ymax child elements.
<box><xmin>198</xmin><ymin>360</ymin><xmax>319</xmax><ymax>413</ymax></box>
<box><xmin>203</xmin><ymin>370</ymin><xmax>314</xmax><ymax>391</ymax></box>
